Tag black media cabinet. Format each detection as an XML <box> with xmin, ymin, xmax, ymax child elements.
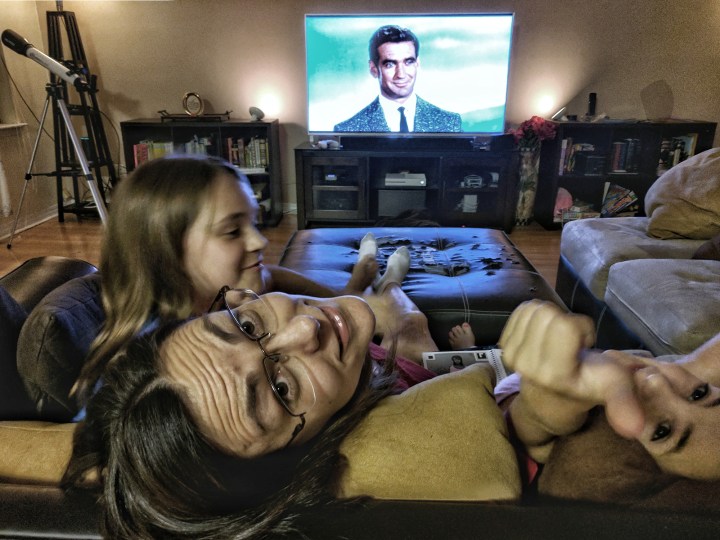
<box><xmin>294</xmin><ymin>137</ymin><xmax>519</xmax><ymax>231</ymax></box>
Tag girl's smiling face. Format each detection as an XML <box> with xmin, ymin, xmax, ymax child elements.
<box><xmin>183</xmin><ymin>173</ymin><xmax>268</xmax><ymax>313</ymax></box>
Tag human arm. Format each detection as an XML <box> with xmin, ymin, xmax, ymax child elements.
<box><xmin>265</xmin><ymin>256</ymin><xmax>378</xmax><ymax>297</ymax></box>
<box><xmin>499</xmin><ymin>300</ymin><xmax>645</xmax><ymax>462</ymax></box>
<box><xmin>264</xmin><ymin>265</ymin><xmax>337</xmax><ymax>296</ymax></box>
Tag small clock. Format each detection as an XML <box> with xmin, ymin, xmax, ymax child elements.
<box><xmin>182</xmin><ymin>92</ymin><xmax>204</xmax><ymax>116</ymax></box>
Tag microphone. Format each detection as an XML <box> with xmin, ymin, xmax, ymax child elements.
<box><xmin>1</xmin><ymin>29</ymin><xmax>88</xmax><ymax>90</ymax></box>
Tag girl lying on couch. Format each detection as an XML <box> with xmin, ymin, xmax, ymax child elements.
<box><xmin>63</xmin><ymin>272</ymin><xmax>720</xmax><ymax>539</ymax></box>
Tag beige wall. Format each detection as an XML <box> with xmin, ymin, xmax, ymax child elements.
<box><xmin>2</xmin><ymin>0</ymin><xmax>719</xmax><ymax>228</ymax></box>
<box><xmin>0</xmin><ymin>1</ymin><xmax>61</xmax><ymax>240</ymax></box>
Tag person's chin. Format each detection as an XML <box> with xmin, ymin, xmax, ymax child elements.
<box><xmin>235</xmin><ymin>272</ymin><xmax>265</xmax><ymax>294</ymax></box>
<box><xmin>344</xmin><ymin>297</ymin><xmax>376</xmax><ymax>353</ymax></box>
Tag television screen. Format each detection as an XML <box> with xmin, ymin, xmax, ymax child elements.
<box><xmin>305</xmin><ymin>13</ymin><xmax>514</xmax><ymax>136</ymax></box>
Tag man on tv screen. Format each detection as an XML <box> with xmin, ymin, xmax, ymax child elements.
<box><xmin>334</xmin><ymin>25</ymin><xmax>463</xmax><ymax>133</ymax></box>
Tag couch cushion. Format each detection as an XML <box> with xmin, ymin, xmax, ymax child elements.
<box><xmin>645</xmin><ymin>147</ymin><xmax>720</xmax><ymax>240</ymax></box>
<box><xmin>17</xmin><ymin>274</ymin><xmax>104</xmax><ymax>422</ymax></box>
<box><xmin>338</xmin><ymin>364</ymin><xmax>520</xmax><ymax>501</ymax></box>
<box><xmin>0</xmin><ymin>421</ymin><xmax>75</xmax><ymax>485</ymax></box>
<box><xmin>693</xmin><ymin>233</ymin><xmax>720</xmax><ymax>261</ymax></box>
<box><xmin>560</xmin><ymin>217</ymin><xmax>703</xmax><ymax>301</ymax></box>
<box><xmin>0</xmin><ymin>256</ymin><xmax>97</xmax><ymax>313</ymax></box>
<box><xmin>0</xmin><ymin>287</ymin><xmax>38</xmax><ymax>419</ymax></box>
<box><xmin>604</xmin><ymin>259</ymin><xmax>720</xmax><ymax>355</ymax></box>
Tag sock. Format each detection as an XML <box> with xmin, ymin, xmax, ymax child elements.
<box><xmin>374</xmin><ymin>246</ymin><xmax>410</xmax><ymax>292</ymax></box>
<box><xmin>358</xmin><ymin>232</ymin><xmax>378</xmax><ymax>261</ymax></box>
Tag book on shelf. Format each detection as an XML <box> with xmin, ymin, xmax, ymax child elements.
<box><xmin>601</xmin><ymin>182</ymin><xmax>638</xmax><ymax>217</ymax></box>
<box><xmin>561</xmin><ymin>142</ymin><xmax>595</xmax><ymax>174</ymax></box>
<box><xmin>609</xmin><ymin>138</ymin><xmax>641</xmax><ymax>173</ymax></box>
<box><xmin>238</xmin><ymin>167</ymin><xmax>267</xmax><ymax>175</ymax></box>
<box><xmin>657</xmin><ymin>133</ymin><xmax>698</xmax><ymax>174</ymax></box>
<box><xmin>671</xmin><ymin>133</ymin><xmax>698</xmax><ymax>165</ymax></box>
<box><xmin>133</xmin><ymin>140</ymin><xmax>174</xmax><ymax>167</ymax></box>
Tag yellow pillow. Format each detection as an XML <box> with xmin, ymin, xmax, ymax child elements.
<box><xmin>0</xmin><ymin>421</ymin><xmax>75</xmax><ymax>485</ymax></box>
<box><xmin>645</xmin><ymin>147</ymin><xmax>720</xmax><ymax>239</ymax></box>
<box><xmin>338</xmin><ymin>364</ymin><xmax>521</xmax><ymax>501</ymax></box>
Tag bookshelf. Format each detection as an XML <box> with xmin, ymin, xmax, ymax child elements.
<box><xmin>120</xmin><ymin>118</ymin><xmax>283</xmax><ymax>226</ymax></box>
<box><xmin>534</xmin><ymin>119</ymin><xmax>717</xmax><ymax>229</ymax></box>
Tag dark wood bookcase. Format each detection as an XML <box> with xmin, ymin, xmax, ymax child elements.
<box><xmin>294</xmin><ymin>141</ymin><xmax>519</xmax><ymax>232</ymax></box>
<box><xmin>534</xmin><ymin>119</ymin><xmax>717</xmax><ymax>229</ymax></box>
<box><xmin>120</xmin><ymin>118</ymin><xmax>283</xmax><ymax>226</ymax></box>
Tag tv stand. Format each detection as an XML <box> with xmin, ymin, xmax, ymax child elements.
<box><xmin>336</xmin><ymin>134</ymin><xmax>514</xmax><ymax>152</ymax></box>
<box><xmin>294</xmin><ymin>140</ymin><xmax>519</xmax><ymax>232</ymax></box>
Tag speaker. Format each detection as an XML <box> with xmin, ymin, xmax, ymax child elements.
<box><xmin>587</xmin><ymin>93</ymin><xmax>597</xmax><ymax>116</ymax></box>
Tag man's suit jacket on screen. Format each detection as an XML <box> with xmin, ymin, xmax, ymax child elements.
<box><xmin>334</xmin><ymin>96</ymin><xmax>462</xmax><ymax>133</ymax></box>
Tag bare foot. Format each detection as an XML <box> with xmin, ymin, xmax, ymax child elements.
<box><xmin>374</xmin><ymin>246</ymin><xmax>410</xmax><ymax>293</ymax></box>
<box><xmin>449</xmin><ymin>322</ymin><xmax>476</xmax><ymax>349</ymax></box>
<box><xmin>345</xmin><ymin>255</ymin><xmax>379</xmax><ymax>294</ymax></box>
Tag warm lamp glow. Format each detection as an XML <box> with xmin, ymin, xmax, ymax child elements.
<box><xmin>253</xmin><ymin>89</ymin><xmax>282</xmax><ymax>119</ymax></box>
<box><xmin>537</xmin><ymin>94</ymin><xmax>556</xmax><ymax>115</ymax></box>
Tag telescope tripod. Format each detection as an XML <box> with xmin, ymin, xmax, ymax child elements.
<box><xmin>7</xmin><ymin>7</ymin><xmax>115</xmax><ymax>248</ymax></box>
<box><xmin>7</xmin><ymin>83</ymin><xmax>108</xmax><ymax>248</ymax></box>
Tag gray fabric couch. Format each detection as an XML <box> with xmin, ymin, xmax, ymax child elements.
<box><xmin>557</xmin><ymin>216</ymin><xmax>720</xmax><ymax>355</ymax></box>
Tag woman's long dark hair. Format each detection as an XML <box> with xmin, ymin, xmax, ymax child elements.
<box><xmin>63</xmin><ymin>325</ymin><xmax>397</xmax><ymax>539</ymax></box>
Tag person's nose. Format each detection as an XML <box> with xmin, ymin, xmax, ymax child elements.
<box><xmin>267</xmin><ymin>314</ymin><xmax>321</xmax><ymax>354</ymax></box>
<box><xmin>395</xmin><ymin>63</ymin><xmax>406</xmax><ymax>79</ymax></box>
<box><xmin>635</xmin><ymin>367</ymin><xmax>686</xmax><ymax>411</ymax></box>
<box><xmin>245</xmin><ymin>224</ymin><xmax>268</xmax><ymax>253</ymax></box>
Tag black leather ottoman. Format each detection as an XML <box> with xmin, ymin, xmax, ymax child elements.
<box><xmin>279</xmin><ymin>227</ymin><xmax>564</xmax><ymax>349</ymax></box>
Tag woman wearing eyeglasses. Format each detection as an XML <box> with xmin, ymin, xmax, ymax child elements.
<box><xmin>64</xmin><ymin>278</ymin><xmax>443</xmax><ymax>538</ymax></box>
<box><xmin>65</xmin><ymin>286</ymin><xmax>720</xmax><ymax>538</ymax></box>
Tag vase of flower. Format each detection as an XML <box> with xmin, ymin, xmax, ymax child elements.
<box><xmin>515</xmin><ymin>147</ymin><xmax>541</xmax><ymax>226</ymax></box>
<box><xmin>508</xmin><ymin>116</ymin><xmax>557</xmax><ymax>227</ymax></box>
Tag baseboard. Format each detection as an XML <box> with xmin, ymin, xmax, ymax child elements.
<box><xmin>0</xmin><ymin>206</ymin><xmax>58</xmax><ymax>243</ymax></box>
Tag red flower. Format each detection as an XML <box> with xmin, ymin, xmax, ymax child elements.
<box><xmin>509</xmin><ymin>116</ymin><xmax>557</xmax><ymax>149</ymax></box>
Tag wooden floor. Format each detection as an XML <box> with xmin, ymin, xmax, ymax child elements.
<box><xmin>0</xmin><ymin>215</ymin><xmax>561</xmax><ymax>287</ymax></box>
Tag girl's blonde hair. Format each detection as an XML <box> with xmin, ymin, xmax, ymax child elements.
<box><xmin>74</xmin><ymin>155</ymin><xmax>247</xmax><ymax>404</ymax></box>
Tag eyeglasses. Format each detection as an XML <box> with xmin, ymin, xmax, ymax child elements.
<box><xmin>209</xmin><ymin>286</ymin><xmax>317</xmax><ymax>447</ymax></box>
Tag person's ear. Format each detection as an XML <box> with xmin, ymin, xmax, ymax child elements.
<box><xmin>369</xmin><ymin>60</ymin><xmax>379</xmax><ymax>78</ymax></box>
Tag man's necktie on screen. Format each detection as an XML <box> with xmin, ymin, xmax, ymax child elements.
<box><xmin>398</xmin><ymin>106</ymin><xmax>409</xmax><ymax>133</ymax></box>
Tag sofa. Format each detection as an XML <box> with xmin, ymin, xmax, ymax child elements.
<box><xmin>556</xmin><ymin>148</ymin><xmax>720</xmax><ymax>355</ymax></box>
<box><xmin>1</xmin><ymin>234</ymin><xmax>720</xmax><ymax>538</ymax></box>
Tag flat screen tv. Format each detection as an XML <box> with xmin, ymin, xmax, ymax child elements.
<box><xmin>305</xmin><ymin>13</ymin><xmax>514</xmax><ymax>138</ymax></box>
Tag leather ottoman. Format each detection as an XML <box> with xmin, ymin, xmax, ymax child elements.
<box><xmin>279</xmin><ymin>227</ymin><xmax>564</xmax><ymax>349</ymax></box>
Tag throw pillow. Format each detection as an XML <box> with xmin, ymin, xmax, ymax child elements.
<box><xmin>337</xmin><ymin>364</ymin><xmax>521</xmax><ymax>501</ymax></box>
<box><xmin>0</xmin><ymin>287</ymin><xmax>38</xmax><ymax>419</ymax></box>
<box><xmin>645</xmin><ymin>147</ymin><xmax>720</xmax><ymax>239</ymax></box>
<box><xmin>16</xmin><ymin>274</ymin><xmax>104</xmax><ymax>422</ymax></box>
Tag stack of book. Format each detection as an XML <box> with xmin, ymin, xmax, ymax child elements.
<box><xmin>600</xmin><ymin>183</ymin><xmax>638</xmax><ymax>217</ymax></box>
